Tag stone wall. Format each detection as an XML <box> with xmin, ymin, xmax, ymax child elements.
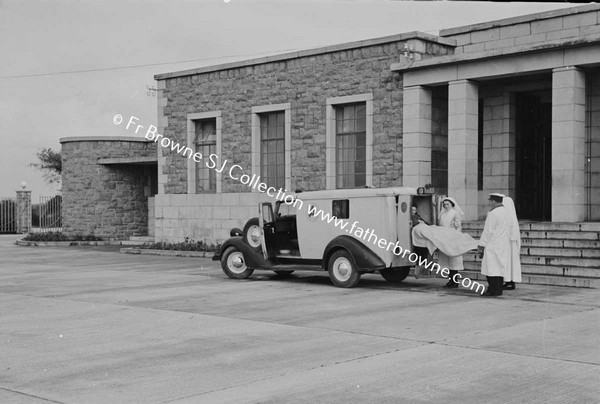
<box><xmin>61</xmin><ymin>137</ymin><xmax>157</xmax><ymax>239</ymax></box>
<box><xmin>159</xmin><ymin>45</ymin><xmax>408</xmax><ymax>194</ymax></box>
<box><xmin>442</xmin><ymin>5</ymin><xmax>600</xmax><ymax>55</ymax></box>
<box><xmin>154</xmin><ymin>35</ymin><xmax>453</xmax><ymax>242</ymax></box>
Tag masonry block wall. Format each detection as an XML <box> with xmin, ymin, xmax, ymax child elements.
<box><xmin>442</xmin><ymin>5</ymin><xmax>600</xmax><ymax>54</ymax></box>
<box><xmin>61</xmin><ymin>138</ymin><xmax>157</xmax><ymax>239</ymax></box>
<box><xmin>156</xmin><ymin>36</ymin><xmax>452</xmax><ymax>243</ymax></box>
<box><xmin>477</xmin><ymin>87</ymin><xmax>513</xmax><ymax>219</ymax></box>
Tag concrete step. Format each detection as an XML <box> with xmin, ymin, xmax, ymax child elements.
<box><xmin>122</xmin><ymin>236</ymin><xmax>155</xmax><ymax>246</ymax></box>
<box><xmin>519</xmin><ymin>238</ymin><xmax>600</xmax><ymax>249</ymax></box>
<box><xmin>520</xmin><ymin>247</ymin><xmax>600</xmax><ymax>258</ymax></box>
<box><xmin>129</xmin><ymin>236</ymin><xmax>155</xmax><ymax>242</ymax></box>
<box><xmin>463</xmin><ymin>261</ymin><xmax>599</xmax><ymax>278</ymax></box>
<box><xmin>463</xmin><ymin>221</ymin><xmax>600</xmax><ymax>232</ymax></box>
<box><xmin>464</xmin><ymin>229</ymin><xmax>600</xmax><ymax>241</ymax></box>
<box><xmin>463</xmin><ymin>252</ymin><xmax>600</xmax><ymax>269</ymax></box>
<box><xmin>459</xmin><ymin>270</ymin><xmax>600</xmax><ymax>288</ymax></box>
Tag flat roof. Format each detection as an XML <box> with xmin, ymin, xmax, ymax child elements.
<box><xmin>154</xmin><ymin>31</ymin><xmax>455</xmax><ymax>81</ymax></box>
<box><xmin>440</xmin><ymin>4</ymin><xmax>598</xmax><ymax>36</ymax></box>
<box><xmin>98</xmin><ymin>156</ymin><xmax>158</xmax><ymax>165</ymax></box>
<box><xmin>60</xmin><ymin>136</ymin><xmax>153</xmax><ymax>144</ymax></box>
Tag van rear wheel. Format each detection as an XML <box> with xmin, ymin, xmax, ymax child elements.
<box><xmin>380</xmin><ymin>267</ymin><xmax>410</xmax><ymax>283</ymax></box>
<box><xmin>221</xmin><ymin>247</ymin><xmax>254</xmax><ymax>279</ymax></box>
<box><xmin>328</xmin><ymin>250</ymin><xmax>360</xmax><ymax>288</ymax></box>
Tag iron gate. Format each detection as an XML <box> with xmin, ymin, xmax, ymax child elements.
<box><xmin>0</xmin><ymin>197</ymin><xmax>17</xmax><ymax>234</ymax></box>
<box><xmin>33</xmin><ymin>195</ymin><xmax>62</xmax><ymax>232</ymax></box>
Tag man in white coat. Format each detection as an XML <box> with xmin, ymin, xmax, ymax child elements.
<box><xmin>478</xmin><ymin>193</ymin><xmax>511</xmax><ymax>296</ymax></box>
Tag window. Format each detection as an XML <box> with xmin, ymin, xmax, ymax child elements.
<box><xmin>326</xmin><ymin>93</ymin><xmax>373</xmax><ymax>190</ymax></box>
<box><xmin>194</xmin><ymin>119</ymin><xmax>217</xmax><ymax>193</ymax></box>
<box><xmin>251</xmin><ymin>103</ymin><xmax>291</xmax><ymax>192</ymax></box>
<box><xmin>332</xmin><ymin>199</ymin><xmax>350</xmax><ymax>219</ymax></box>
<box><xmin>336</xmin><ymin>103</ymin><xmax>366</xmax><ymax>188</ymax></box>
<box><xmin>260</xmin><ymin>111</ymin><xmax>285</xmax><ymax>189</ymax></box>
<box><xmin>187</xmin><ymin>111</ymin><xmax>221</xmax><ymax>194</ymax></box>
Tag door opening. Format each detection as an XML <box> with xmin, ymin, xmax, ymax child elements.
<box><xmin>515</xmin><ymin>92</ymin><xmax>552</xmax><ymax>221</ymax></box>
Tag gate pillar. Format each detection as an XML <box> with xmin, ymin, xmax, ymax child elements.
<box><xmin>16</xmin><ymin>189</ymin><xmax>31</xmax><ymax>234</ymax></box>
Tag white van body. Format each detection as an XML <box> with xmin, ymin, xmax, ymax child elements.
<box><xmin>214</xmin><ymin>187</ymin><xmax>438</xmax><ymax>288</ymax></box>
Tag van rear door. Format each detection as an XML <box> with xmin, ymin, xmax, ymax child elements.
<box><xmin>392</xmin><ymin>195</ymin><xmax>413</xmax><ymax>267</ymax></box>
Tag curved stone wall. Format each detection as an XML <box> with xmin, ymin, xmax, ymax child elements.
<box><xmin>60</xmin><ymin>137</ymin><xmax>157</xmax><ymax>239</ymax></box>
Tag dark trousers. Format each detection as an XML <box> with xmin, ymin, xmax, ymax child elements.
<box><xmin>486</xmin><ymin>276</ymin><xmax>504</xmax><ymax>295</ymax></box>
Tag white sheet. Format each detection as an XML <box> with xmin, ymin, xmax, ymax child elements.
<box><xmin>411</xmin><ymin>223</ymin><xmax>479</xmax><ymax>257</ymax></box>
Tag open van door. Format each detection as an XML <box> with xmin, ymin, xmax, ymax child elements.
<box><xmin>258</xmin><ymin>202</ymin><xmax>277</xmax><ymax>260</ymax></box>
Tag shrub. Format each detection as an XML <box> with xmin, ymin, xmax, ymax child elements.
<box><xmin>142</xmin><ymin>237</ymin><xmax>220</xmax><ymax>252</ymax></box>
<box><xmin>23</xmin><ymin>232</ymin><xmax>103</xmax><ymax>242</ymax></box>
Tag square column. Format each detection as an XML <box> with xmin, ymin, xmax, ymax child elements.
<box><xmin>448</xmin><ymin>80</ymin><xmax>479</xmax><ymax>220</ymax></box>
<box><xmin>552</xmin><ymin>67</ymin><xmax>586</xmax><ymax>222</ymax></box>
<box><xmin>402</xmin><ymin>86</ymin><xmax>432</xmax><ymax>188</ymax></box>
<box><xmin>16</xmin><ymin>190</ymin><xmax>31</xmax><ymax>234</ymax></box>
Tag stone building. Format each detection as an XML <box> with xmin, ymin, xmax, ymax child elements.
<box><xmin>60</xmin><ymin>137</ymin><xmax>157</xmax><ymax>239</ymax></box>
<box><xmin>152</xmin><ymin>4</ymin><xmax>600</xmax><ymax>244</ymax></box>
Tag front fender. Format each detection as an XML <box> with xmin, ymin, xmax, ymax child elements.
<box><xmin>213</xmin><ymin>237</ymin><xmax>273</xmax><ymax>269</ymax></box>
<box><xmin>322</xmin><ymin>235</ymin><xmax>385</xmax><ymax>272</ymax></box>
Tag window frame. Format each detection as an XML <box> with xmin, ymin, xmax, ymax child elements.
<box><xmin>326</xmin><ymin>93</ymin><xmax>373</xmax><ymax>190</ymax></box>
<box><xmin>251</xmin><ymin>103</ymin><xmax>291</xmax><ymax>192</ymax></box>
<box><xmin>187</xmin><ymin>111</ymin><xmax>222</xmax><ymax>194</ymax></box>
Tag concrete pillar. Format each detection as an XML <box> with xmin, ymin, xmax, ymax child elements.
<box><xmin>552</xmin><ymin>67</ymin><xmax>586</xmax><ymax>222</ymax></box>
<box><xmin>16</xmin><ymin>190</ymin><xmax>31</xmax><ymax>234</ymax></box>
<box><xmin>402</xmin><ymin>86</ymin><xmax>432</xmax><ymax>188</ymax></box>
<box><xmin>448</xmin><ymin>80</ymin><xmax>479</xmax><ymax>220</ymax></box>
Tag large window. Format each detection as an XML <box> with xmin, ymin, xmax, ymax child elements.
<box><xmin>326</xmin><ymin>93</ymin><xmax>373</xmax><ymax>190</ymax></box>
<box><xmin>336</xmin><ymin>103</ymin><xmax>366</xmax><ymax>188</ymax></box>
<box><xmin>251</xmin><ymin>103</ymin><xmax>291</xmax><ymax>192</ymax></box>
<box><xmin>260</xmin><ymin>111</ymin><xmax>285</xmax><ymax>189</ymax></box>
<box><xmin>194</xmin><ymin>119</ymin><xmax>216</xmax><ymax>193</ymax></box>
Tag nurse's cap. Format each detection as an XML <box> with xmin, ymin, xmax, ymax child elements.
<box><xmin>488</xmin><ymin>193</ymin><xmax>505</xmax><ymax>203</ymax></box>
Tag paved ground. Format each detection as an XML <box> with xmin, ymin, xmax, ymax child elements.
<box><xmin>1</xmin><ymin>234</ymin><xmax>599</xmax><ymax>404</ymax></box>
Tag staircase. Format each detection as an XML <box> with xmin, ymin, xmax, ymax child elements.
<box><xmin>461</xmin><ymin>222</ymin><xmax>600</xmax><ymax>288</ymax></box>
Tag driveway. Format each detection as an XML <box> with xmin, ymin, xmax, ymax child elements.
<box><xmin>1</xmin><ymin>235</ymin><xmax>599</xmax><ymax>403</ymax></box>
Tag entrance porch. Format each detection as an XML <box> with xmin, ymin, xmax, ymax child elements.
<box><xmin>393</xmin><ymin>8</ymin><xmax>600</xmax><ymax>223</ymax></box>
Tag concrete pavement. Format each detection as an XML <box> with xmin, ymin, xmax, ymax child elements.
<box><xmin>1</xmin><ymin>234</ymin><xmax>599</xmax><ymax>403</ymax></box>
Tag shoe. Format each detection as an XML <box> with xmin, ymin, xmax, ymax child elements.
<box><xmin>482</xmin><ymin>290</ymin><xmax>503</xmax><ymax>297</ymax></box>
<box><xmin>443</xmin><ymin>280</ymin><xmax>454</xmax><ymax>288</ymax></box>
<box><xmin>503</xmin><ymin>282</ymin><xmax>516</xmax><ymax>290</ymax></box>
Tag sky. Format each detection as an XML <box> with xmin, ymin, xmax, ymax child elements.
<box><xmin>0</xmin><ymin>0</ymin><xmax>574</xmax><ymax>200</ymax></box>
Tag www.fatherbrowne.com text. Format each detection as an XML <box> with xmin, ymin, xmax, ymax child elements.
<box><xmin>113</xmin><ymin>114</ymin><xmax>485</xmax><ymax>294</ymax></box>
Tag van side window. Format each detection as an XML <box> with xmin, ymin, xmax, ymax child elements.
<box><xmin>332</xmin><ymin>199</ymin><xmax>350</xmax><ymax>219</ymax></box>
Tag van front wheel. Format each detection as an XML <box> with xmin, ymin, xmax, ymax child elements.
<box><xmin>328</xmin><ymin>250</ymin><xmax>360</xmax><ymax>288</ymax></box>
<box><xmin>221</xmin><ymin>247</ymin><xmax>254</xmax><ymax>279</ymax></box>
<box><xmin>380</xmin><ymin>267</ymin><xmax>410</xmax><ymax>283</ymax></box>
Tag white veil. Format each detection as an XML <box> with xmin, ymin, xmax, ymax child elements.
<box><xmin>502</xmin><ymin>196</ymin><xmax>521</xmax><ymax>249</ymax></box>
<box><xmin>440</xmin><ymin>196</ymin><xmax>465</xmax><ymax>217</ymax></box>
